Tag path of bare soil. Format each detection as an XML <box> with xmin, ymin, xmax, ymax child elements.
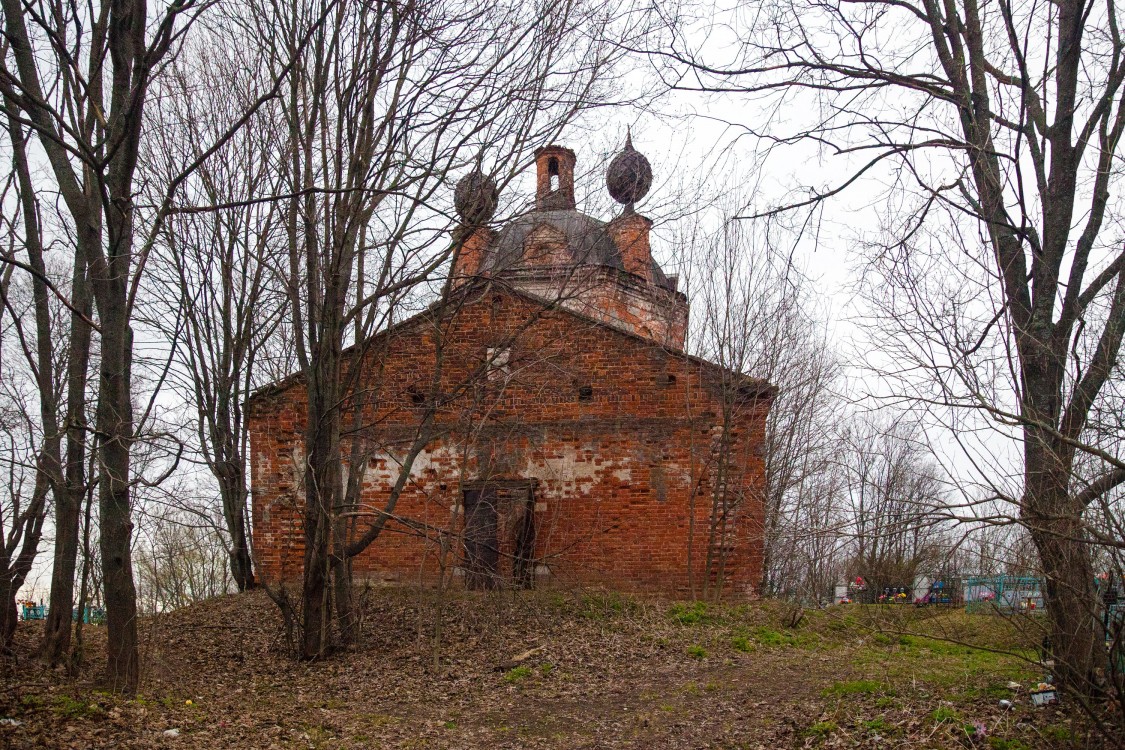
<box><xmin>0</xmin><ymin>589</ymin><xmax>1117</xmax><ymax>749</ymax></box>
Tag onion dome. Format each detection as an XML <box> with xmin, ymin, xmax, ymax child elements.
<box><xmin>454</xmin><ymin>170</ymin><xmax>499</xmax><ymax>226</ymax></box>
<box><xmin>605</xmin><ymin>132</ymin><xmax>652</xmax><ymax>209</ymax></box>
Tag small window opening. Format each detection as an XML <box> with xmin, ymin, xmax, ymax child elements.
<box><xmin>577</xmin><ymin>385</ymin><xmax>593</xmax><ymax>401</ymax></box>
<box><xmin>407</xmin><ymin>386</ymin><xmax>425</xmax><ymax>405</ymax></box>
<box><xmin>487</xmin><ymin>346</ymin><xmax>511</xmax><ymax>382</ymax></box>
<box><xmin>548</xmin><ymin>157</ymin><xmax>560</xmax><ymax>192</ymax></box>
<box><xmin>658</xmin><ymin>373</ymin><xmax>677</xmax><ymax>387</ymax></box>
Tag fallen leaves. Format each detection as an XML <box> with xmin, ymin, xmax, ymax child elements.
<box><xmin>0</xmin><ymin>590</ymin><xmax>1118</xmax><ymax>749</ymax></box>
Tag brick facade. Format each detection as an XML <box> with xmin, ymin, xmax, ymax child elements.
<box><xmin>248</xmin><ymin>145</ymin><xmax>775</xmax><ymax>596</ymax></box>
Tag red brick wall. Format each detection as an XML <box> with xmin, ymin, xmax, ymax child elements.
<box><xmin>248</xmin><ymin>286</ymin><xmax>771</xmax><ymax>596</ymax></box>
<box><xmin>607</xmin><ymin>212</ymin><xmax>653</xmax><ymax>281</ymax></box>
<box><xmin>451</xmin><ymin>227</ymin><xmax>494</xmax><ymax>284</ymax></box>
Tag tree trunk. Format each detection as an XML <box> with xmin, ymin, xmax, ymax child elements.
<box><xmin>0</xmin><ymin>589</ymin><xmax>17</xmax><ymax>647</ymax></box>
<box><xmin>298</xmin><ymin>209</ymin><xmax>350</xmax><ymax>658</ymax></box>
<box><xmin>218</xmin><ymin>468</ymin><xmax>256</xmax><ymax>591</ymax></box>
<box><xmin>300</xmin><ymin>348</ymin><xmax>341</xmax><ymax>659</ymax></box>
<box><xmin>42</xmin><ymin>486</ymin><xmax>80</xmax><ymax>661</ymax></box>
<box><xmin>229</xmin><ymin>507</ymin><xmax>256</xmax><ymax>592</ymax></box>
<box><xmin>42</xmin><ymin>247</ymin><xmax>93</xmax><ymax>664</ymax></box>
<box><xmin>332</xmin><ymin>551</ymin><xmax>356</xmax><ymax>647</ymax></box>
<box><xmin>4</xmin><ymin>92</ymin><xmax>94</xmax><ymax>664</ymax></box>
<box><xmin>1019</xmin><ymin>330</ymin><xmax>1103</xmax><ymax>694</ymax></box>
<box><xmin>1030</xmin><ymin>520</ymin><xmax>1101</xmax><ymax>693</ymax></box>
<box><xmin>98</xmin><ymin>318</ymin><xmax>139</xmax><ymax>693</ymax></box>
<box><xmin>70</xmin><ymin>470</ymin><xmax>96</xmax><ymax>675</ymax></box>
<box><xmin>1023</xmin><ymin>433</ymin><xmax>1102</xmax><ymax>694</ymax></box>
<box><xmin>1</xmin><ymin>470</ymin><xmax>50</xmax><ymax>647</ymax></box>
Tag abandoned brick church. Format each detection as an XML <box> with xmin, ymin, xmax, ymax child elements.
<box><xmin>248</xmin><ymin>141</ymin><xmax>775</xmax><ymax>596</ymax></box>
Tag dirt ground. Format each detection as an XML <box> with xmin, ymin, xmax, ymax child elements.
<box><xmin>0</xmin><ymin>588</ymin><xmax>1118</xmax><ymax>749</ymax></box>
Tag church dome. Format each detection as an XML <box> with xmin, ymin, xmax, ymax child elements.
<box><xmin>454</xmin><ymin>170</ymin><xmax>499</xmax><ymax>226</ymax></box>
<box><xmin>469</xmin><ymin>144</ymin><xmax>673</xmax><ymax>291</ymax></box>
<box><xmin>484</xmin><ymin>208</ymin><xmax>673</xmax><ymax>289</ymax></box>
<box><xmin>605</xmin><ymin>133</ymin><xmax>652</xmax><ymax>208</ymax></box>
<box><xmin>488</xmin><ymin>209</ymin><xmax>620</xmax><ymax>271</ymax></box>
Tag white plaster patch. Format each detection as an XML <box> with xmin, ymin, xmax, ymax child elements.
<box><xmin>367</xmin><ymin>444</ymin><xmax>459</xmax><ymax>485</ymax></box>
<box><xmin>531</xmin><ymin>444</ymin><xmax>600</xmax><ymax>490</ymax></box>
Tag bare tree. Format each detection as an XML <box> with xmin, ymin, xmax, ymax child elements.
<box><xmin>239</xmin><ymin>0</ymin><xmax>642</xmax><ymax>659</ymax></box>
<box><xmin>838</xmin><ymin>416</ymin><xmax>950</xmax><ymax>599</ymax></box>
<box><xmin>657</xmin><ymin>0</ymin><xmax>1125</xmax><ymax>694</ymax></box>
<box><xmin>0</xmin><ymin>67</ymin><xmax>96</xmax><ymax>667</ymax></box>
<box><xmin>140</xmin><ymin>33</ymin><xmax>291</xmax><ymax>593</ymax></box>
<box><xmin>0</xmin><ymin>0</ymin><xmax>188</xmax><ymax>691</ymax></box>
<box><xmin>0</xmin><ymin>272</ymin><xmax>49</xmax><ymax>644</ymax></box>
<box><xmin>0</xmin><ymin>0</ymin><xmax>307</xmax><ymax>691</ymax></box>
<box><xmin>683</xmin><ymin>207</ymin><xmax>836</xmax><ymax>599</ymax></box>
<box><xmin>135</xmin><ymin>503</ymin><xmax>235</xmax><ymax>615</ymax></box>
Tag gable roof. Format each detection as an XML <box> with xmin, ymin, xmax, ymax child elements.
<box><xmin>249</xmin><ymin>278</ymin><xmax>774</xmax><ymax>404</ymax></box>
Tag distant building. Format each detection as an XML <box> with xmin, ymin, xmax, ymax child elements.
<box><xmin>248</xmin><ymin>142</ymin><xmax>775</xmax><ymax>595</ymax></box>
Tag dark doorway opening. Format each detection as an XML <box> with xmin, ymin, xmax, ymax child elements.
<box><xmin>461</xmin><ymin>480</ymin><xmax>536</xmax><ymax>590</ymax></box>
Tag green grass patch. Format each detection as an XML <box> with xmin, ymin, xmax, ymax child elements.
<box><xmin>863</xmin><ymin>718</ymin><xmax>890</xmax><ymax>733</ymax></box>
<box><xmin>670</xmin><ymin>601</ymin><xmax>713</xmax><ymax>625</ymax></box>
<box><xmin>849</xmin><ymin>622</ymin><xmax>1037</xmax><ymax>695</ymax></box>
<box><xmin>987</xmin><ymin>739</ymin><xmax>1031</xmax><ymax>750</ymax></box>
<box><xmin>826</xmin><ymin>612</ymin><xmax>859</xmax><ymax>632</ymax></box>
<box><xmin>822</xmin><ymin>679</ymin><xmax>894</xmax><ymax>697</ymax></box>
<box><xmin>805</xmin><ymin>720</ymin><xmax>837</xmax><ymax>739</ymax></box>
<box><xmin>1041</xmin><ymin>724</ymin><xmax>1075</xmax><ymax>743</ymax></box>
<box><xmin>931</xmin><ymin>705</ymin><xmax>960</xmax><ymax>724</ymax></box>
<box><xmin>747</xmin><ymin>624</ymin><xmax>820</xmax><ymax>649</ymax></box>
<box><xmin>18</xmin><ymin>695</ymin><xmax>44</xmax><ymax>709</ymax></box>
<box><xmin>52</xmin><ymin>695</ymin><xmax>103</xmax><ymax>720</ymax></box>
<box><xmin>686</xmin><ymin>644</ymin><xmax>707</xmax><ymax>659</ymax></box>
<box><xmin>753</xmin><ymin>626</ymin><xmax>792</xmax><ymax>646</ymax></box>
<box><xmin>503</xmin><ymin>665</ymin><xmax>533</xmax><ymax>683</ymax></box>
<box><xmin>730</xmin><ymin>633</ymin><xmax>754</xmax><ymax>653</ymax></box>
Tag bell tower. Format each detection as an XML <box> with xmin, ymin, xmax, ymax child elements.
<box><xmin>534</xmin><ymin>145</ymin><xmax>576</xmax><ymax>211</ymax></box>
